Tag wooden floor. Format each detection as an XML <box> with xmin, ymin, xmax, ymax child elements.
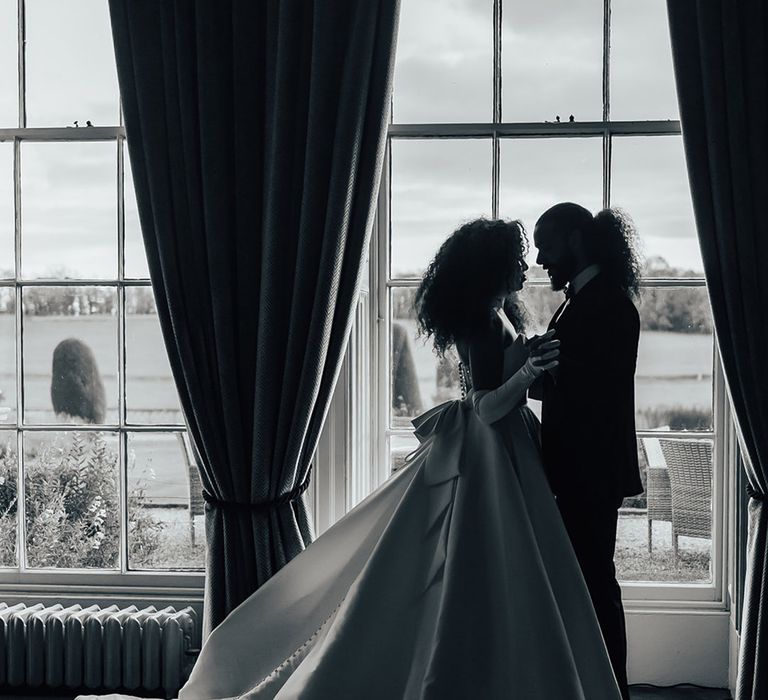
<box><xmin>630</xmin><ymin>685</ymin><xmax>731</xmax><ymax>700</ymax></box>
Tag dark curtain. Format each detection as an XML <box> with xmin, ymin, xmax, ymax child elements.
<box><xmin>109</xmin><ymin>0</ymin><xmax>399</xmax><ymax>635</ymax></box>
<box><xmin>667</xmin><ymin>2</ymin><xmax>768</xmax><ymax>697</ymax></box>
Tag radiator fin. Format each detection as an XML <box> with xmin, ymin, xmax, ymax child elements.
<box><xmin>0</xmin><ymin>602</ymin><xmax>197</xmax><ymax>697</ymax></box>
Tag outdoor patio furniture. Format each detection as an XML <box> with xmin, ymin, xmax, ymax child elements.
<box><xmin>641</xmin><ymin>436</ymin><xmax>673</xmax><ymax>555</ymax></box>
<box><xmin>178</xmin><ymin>433</ymin><xmax>204</xmax><ymax>547</ymax></box>
<box><xmin>659</xmin><ymin>438</ymin><xmax>713</xmax><ymax>566</ymax></box>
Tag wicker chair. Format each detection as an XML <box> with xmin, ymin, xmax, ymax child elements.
<box><xmin>659</xmin><ymin>438</ymin><xmax>713</xmax><ymax>566</ymax></box>
<box><xmin>178</xmin><ymin>433</ymin><xmax>204</xmax><ymax>547</ymax></box>
<box><xmin>641</xmin><ymin>437</ymin><xmax>673</xmax><ymax>555</ymax></box>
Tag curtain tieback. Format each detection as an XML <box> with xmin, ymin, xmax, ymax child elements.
<box><xmin>746</xmin><ymin>485</ymin><xmax>767</xmax><ymax>502</ymax></box>
<box><xmin>202</xmin><ymin>475</ymin><xmax>311</xmax><ymax>514</ymax></box>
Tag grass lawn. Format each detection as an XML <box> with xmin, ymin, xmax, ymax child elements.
<box><xmin>616</xmin><ymin>512</ymin><xmax>711</xmax><ymax>583</ymax></box>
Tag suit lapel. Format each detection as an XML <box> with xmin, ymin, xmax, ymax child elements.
<box><xmin>549</xmin><ymin>272</ymin><xmax>605</xmax><ymax>330</ymax></box>
<box><xmin>549</xmin><ymin>297</ymin><xmax>572</xmax><ymax>329</ymax></box>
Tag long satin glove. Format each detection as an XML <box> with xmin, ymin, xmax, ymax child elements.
<box><xmin>471</xmin><ymin>329</ymin><xmax>559</xmax><ymax>425</ymax></box>
<box><xmin>471</xmin><ymin>360</ymin><xmax>539</xmax><ymax>425</ymax></box>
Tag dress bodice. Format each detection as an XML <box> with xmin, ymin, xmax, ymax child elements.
<box><xmin>502</xmin><ymin>334</ymin><xmax>528</xmax><ymax>381</ymax></box>
<box><xmin>457</xmin><ymin>332</ymin><xmax>528</xmax><ymax>395</ymax></box>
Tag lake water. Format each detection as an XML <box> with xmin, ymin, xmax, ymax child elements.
<box><xmin>0</xmin><ymin>314</ymin><xmax>713</xmax><ymax>510</ymax></box>
<box><xmin>395</xmin><ymin>318</ymin><xmax>713</xmax><ymax>426</ymax></box>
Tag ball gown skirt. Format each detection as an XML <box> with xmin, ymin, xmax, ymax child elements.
<box><xmin>165</xmin><ymin>395</ymin><xmax>622</xmax><ymax>699</ymax></box>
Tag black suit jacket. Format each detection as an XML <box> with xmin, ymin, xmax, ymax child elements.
<box><xmin>539</xmin><ymin>273</ymin><xmax>643</xmax><ymax>502</ymax></box>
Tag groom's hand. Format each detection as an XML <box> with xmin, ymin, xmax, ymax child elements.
<box><xmin>524</xmin><ymin>329</ymin><xmax>560</xmax><ymax>376</ymax></box>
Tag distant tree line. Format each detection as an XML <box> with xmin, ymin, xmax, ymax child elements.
<box><xmin>392</xmin><ymin>258</ymin><xmax>712</xmax><ymax>335</ymax></box>
<box><xmin>2</xmin><ymin>258</ymin><xmax>709</xmax><ymax>332</ymax></box>
<box><xmin>0</xmin><ymin>286</ymin><xmax>156</xmax><ymax>316</ymax></box>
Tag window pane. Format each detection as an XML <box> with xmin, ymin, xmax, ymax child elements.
<box><xmin>611</xmin><ymin>135</ymin><xmax>701</xmax><ymax>275</ymax></box>
<box><xmin>127</xmin><ymin>432</ymin><xmax>204</xmax><ymax>571</ymax></box>
<box><xmin>0</xmin><ymin>430</ymin><xmax>18</xmax><ymax>567</ymax></box>
<box><xmin>0</xmin><ymin>287</ymin><xmax>15</xmax><ymax>424</ymax></box>
<box><xmin>124</xmin><ymin>147</ymin><xmax>150</xmax><ymax>279</ymax></box>
<box><xmin>23</xmin><ymin>287</ymin><xmax>118</xmax><ymax>424</ymax></box>
<box><xmin>21</xmin><ymin>141</ymin><xmax>117</xmax><ymax>279</ymax></box>
<box><xmin>389</xmin><ymin>283</ymin><xmax>568</xmax><ymax>425</ymax></box>
<box><xmin>0</xmin><ymin>141</ymin><xmax>13</xmax><ymax>278</ymax></box>
<box><xmin>25</xmin><ymin>0</ymin><xmax>119</xmax><ymax>127</ymax></box>
<box><xmin>393</xmin><ymin>0</ymin><xmax>493</xmax><ymax>123</ymax></box>
<box><xmin>0</xmin><ymin>0</ymin><xmax>16</xmax><ymax>127</ymax></box>
<box><xmin>391</xmin><ymin>139</ymin><xmax>492</xmax><ymax>278</ymax></box>
<box><xmin>502</xmin><ymin>0</ymin><xmax>603</xmax><ymax>122</ymax></box>
<box><xmin>126</xmin><ymin>288</ymin><xmax>183</xmax><ymax>425</ymax></box>
<box><xmin>516</xmin><ymin>283</ymin><xmax>563</xmax><ymax>336</ymax></box>
<box><xmin>390</xmin><ymin>434</ymin><xmax>419</xmax><ymax>474</ymax></box>
<box><xmin>618</xmin><ymin>437</ymin><xmax>712</xmax><ymax>583</ymax></box>
<box><xmin>24</xmin><ymin>430</ymin><xmax>119</xmax><ymax>569</ymax></box>
<box><xmin>499</xmin><ymin>137</ymin><xmax>603</xmax><ymax>264</ymax></box>
<box><xmin>391</xmin><ymin>287</ymin><xmax>460</xmax><ymax>426</ymax></box>
<box><xmin>636</xmin><ymin>286</ymin><xmax>713</xmax><ymax>431</ymax></box>
<box><xmin>610</xmin><ymin>0</ymin><xmax>679</xmax><ymax>121</ymax></box>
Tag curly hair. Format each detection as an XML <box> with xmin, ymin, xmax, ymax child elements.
<box><xmin>415</xmin><ymin>218</ymin><xmax>529</xmax><ymax>357</ymax></box>
<box><xmin>538</xmin><ymin>203</ymin><xmax>643</xmax><ymax>298</ymax></box>
<box><xmin>591</xmin><ymin>207</ymin><xmax>643</xmax><ymax>298</ymax></box>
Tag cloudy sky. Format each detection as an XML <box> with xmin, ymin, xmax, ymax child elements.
<box><xmin>391</xmin><ymin>0</ymin><xmax>699</xmax><ymax>276</ymax></box>
<box><xmin>0</xmin><ymin>0</ymin><xmax>700</xmax><ymax>281</ymax></box>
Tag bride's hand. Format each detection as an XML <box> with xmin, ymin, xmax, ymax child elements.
<box><xmin>524</xmin><ymin>329</ymin><xmax>560</xmax><ymax>376</ymax></box>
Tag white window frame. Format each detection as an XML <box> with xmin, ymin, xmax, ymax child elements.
<box><xmin>311</xmin><ymin>247</ymin><xmax>376</xmax><ymax>534</ymax></box>
<box><xmin>0</xmin><ymin>0</ymin><xmax>204</xmax><ymax>595</ymax></box>
<box><xmin>0</xmin><ymin>125</ymin><xmax>205</xmax><ymax>595</ymax></box>
<box><xmin>372</xmin><ymin>0</ymin><xmax>733</xmax><ymax>611</ymax></box>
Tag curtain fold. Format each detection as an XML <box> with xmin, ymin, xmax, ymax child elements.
<box><xmin>667</xmin><ymin>2</ymin><xmax>768</xmax><ymax>697</ymax></box>
<box><xmin>108</xmin><ymin>0</ymin><xmax>399</xmax><ymax>635</ymax></box>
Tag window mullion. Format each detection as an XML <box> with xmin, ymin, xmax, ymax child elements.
<box><xmin>603</xmin><ymin>0</ymin><xmax>611</xmax><ymax>123</ymax></box>
<box><xmin>493</xmin><ymin>0</ymin><xmax>501</xmax><ymax>125</ymax></box>
<box><xmin>602</xmin><ymin>0</ymin><xmax>611</xmax><ymax>209</ymax></box>
<box><xmin>492</xmin><ymin>0</ymin><xmax>501</xmax><ymax>219</ymax></box>
<box><xmin>117</xmin><ymin>139</ymin><xmax>128</xmax><ymax>573</ymax></box>
<box><xmin>15</xmin><ymin>430</ymin><xmax>24</xmax><ymax>572</ymax></box>
<box><xmin>13</xmin><ymin>132</ymin><xmax>24</xmax><ymax>571</ymax></box>
<box><xmin>376</xmin><ymin>141</ymin><xmax>391</xmax><ymax>488</ymax></box>
<box><xmin>17</xmin><ymin>0</ymin><xmax>25</xmax><ymax>129</ymax></box>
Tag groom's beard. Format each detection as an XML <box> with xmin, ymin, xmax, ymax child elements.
<box><xmin>547</xmin><ymin>268</ymin><xmax>570</xmax><ymax>292</ymax></box>
<box><xmin>544</xmin><ymin>254</ymin><xmax>577</xmax><ymax>292</ymax></box>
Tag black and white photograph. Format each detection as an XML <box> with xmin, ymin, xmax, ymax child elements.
<box><xmin>0</xmin><ymin>1</ymin><xmax>765</xmax><ymax>699</ymax></box>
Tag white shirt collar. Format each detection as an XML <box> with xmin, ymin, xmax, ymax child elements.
<box><xmin>570</xmin><ymin>264</ymin><xmax>601</xmax><ymax>296</ymax></box>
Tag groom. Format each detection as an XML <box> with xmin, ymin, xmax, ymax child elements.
<box><xmin>532</xmin><ymin>202</ymin><xmax>643</xmax><ymax>700</ymax></box>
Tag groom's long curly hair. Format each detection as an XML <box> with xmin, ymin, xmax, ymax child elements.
<box><xmin>415</xmin><ymin>218</ymin><xmax>528</xmax><ymax>358</ymax></box>
<box><xmin>539</xmin><ymin>203</ymin><xmax>643</xmax><ymax>298</ymax></box>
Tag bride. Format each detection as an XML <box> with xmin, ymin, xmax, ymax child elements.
<box><xmin>177</xmin><ymin>218</ymin><xmax>621</xmax><ymax>699</ymax></box>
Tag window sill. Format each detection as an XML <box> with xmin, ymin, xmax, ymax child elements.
<box><xmin>0</xmin><ymin>570</ymin><xmax>205</xmax><ymax>602</ymax></box>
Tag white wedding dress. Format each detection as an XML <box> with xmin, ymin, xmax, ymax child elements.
<box><xmin>81</xmin><ymin>336</ymin><xmax>621</xmax><ymax>699</ymax></box>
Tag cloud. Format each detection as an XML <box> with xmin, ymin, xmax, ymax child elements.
<box><xmin>499</xmin><ymin>137</ymin><xmax>603</xmax><ymax>230</ymax></box>
<box><xmin>391</xmin><ymin>139</ymin><xmax>491</xmax><ymax>274</ymax></box>
<box><xmin>0</xmin><ymin>1</ymin><xmax>16</xmax><ymax>127</ymax></box>
<box><xmin>25</xmin><ymin>0</ymin><xmax>119</xmax><ymax>127</ymax></box>
<box><xmin>21</xmin><ymin>141</ymin><xmax>117</xmax><ymax>278</ymax></box>
<box><xmin>0</xmin><ymin>142</ymin><xmax>13</xmax><ymax>272</ymax></box>
<box><xmin>611</xmin><ymin>135</ymin><xmax>700</xmax><ymax>269</ymax></box>
<box><xmin>390</xmin><ymin>132</ymin><xmax>701</xmax><ymax>276</ymax></box>
<box><xmin>1</xmin><ymin>0</ymin><xmax>699</xmax><ymax>280</ymax></box>
<box><xmin>393</xmin><ymin>0</ymin><xmax>493</xmax><ymax>122</ymax></box>
<box><xmin>610</xmin><ymin>0</ymin><xmax>679</xmax><ymax>120</ymax></box>
<box><xmin>390</xmin><ymin>0</ymin><xmax>698</xmax><ymax>275</ymax></box>
<box><xmin>501</xmin><ymin>0</ymin><xmax>603</xmax><ymax>122</ymax></box>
